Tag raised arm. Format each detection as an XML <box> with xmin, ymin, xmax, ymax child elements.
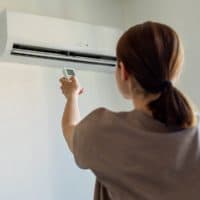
<box><xmin>59</xmin><ymin>76</ymin><xmax>84</xmax><ymax>152</ymax></box>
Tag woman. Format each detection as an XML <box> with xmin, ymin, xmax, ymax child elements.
<box><xmin>59</xmin><ymin>22</ymin><xmax>200</xmax><ymax>200</ymax></box>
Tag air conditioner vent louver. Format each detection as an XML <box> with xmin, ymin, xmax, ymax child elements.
<box><xmin>11</xmin><ymin>44</ymin><xmax>117</xmax><ymax>67</ymax></box>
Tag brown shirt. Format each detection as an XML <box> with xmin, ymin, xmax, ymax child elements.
<box><xmin>73</xmin><ymin>108</ymin><xmax>200</xmax><ymax>200</ymax></box>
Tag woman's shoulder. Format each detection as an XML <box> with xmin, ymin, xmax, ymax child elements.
<box><xmin>86</xmin><ymin>108</ymin><xmax>134</xmax><ymax>128</ymax></box>
<box><xmin>86</xmin><ymin>107</ymin><xmax>115</xmax><ymax>123</ymax></box>
<box><xmin>78</xmin><ymin>107</ymin><xmax>110</xmax><ymax>125</ymax></box>
<box><xmin>89</xmin><ymin>107</ymin><xmax>127</xmax><ymax>119</ymax></box>
<box><xmin>79</xmin><ymin>108</ymin><xmax>133</xmax><ymax>130</ymax></box>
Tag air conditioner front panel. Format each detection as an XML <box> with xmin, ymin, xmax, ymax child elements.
<box><xmin>0</xmin><ymin>10</ymin><xmax>122</xmax><ymax>72</ymax></box>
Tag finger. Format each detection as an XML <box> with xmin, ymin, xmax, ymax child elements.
<box><xmin>60</xmin><ymin>77</ymin><xmax>70</xmax><ymax>82</ymax></box>
<box><xmin>59</xmin><ymin>77</ymin><xmax>66</xmax><ymax>83</ymax></box>
<box><xmin>79</xmin><ymin>88</ymin><xmax>84</xmax><ymax>95</ymax></box>
<box><xmin>69</xmin><ymin>76</ymin><xmax>74</xmax><ymax>82</ymax></box>
<box><xmin>70</xmin><ymin>75</ymin><xmax>78</xmax><ymax>82</ymax></box>
<box><xmin>79</xmin><ymin>90</ymin><xmax>83</xmax><ymax>95</ymax></box>
<box><xmin>70</xmin><ymin>75</ymin><xmax>75</xmax><ymax>79</ymax></box>
<box><xmin>60</xmin><ymin>77</ymin><xmax>66</xmax><ymax>81</ymax></box>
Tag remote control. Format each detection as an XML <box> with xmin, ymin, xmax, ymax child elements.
<box><xmin>63</xmin><ymin>68</ymin><xmax>75</xmax><ymax>79</ymax></box>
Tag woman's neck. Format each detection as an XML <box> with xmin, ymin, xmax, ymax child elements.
<box><xmin>132</xmin><ymin>98</ymin><xmax>153</xmax><ymax>117</ymax></box>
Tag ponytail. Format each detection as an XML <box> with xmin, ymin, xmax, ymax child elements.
<box><xmin>148</xmin><ymin>85</ymin><xmax>196</xmax><ymax>128</ymax></box>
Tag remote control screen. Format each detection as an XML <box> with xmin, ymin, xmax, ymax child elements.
<box><xmin>67</xmin><ymin>69</ymin><xmax>75</xmax><ymax>76</ymax></box>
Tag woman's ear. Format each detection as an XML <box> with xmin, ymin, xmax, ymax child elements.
<box><xmin>119</xmin><ymin>62</ymin><xmax>129</xmax><ymax>81</ymax></box>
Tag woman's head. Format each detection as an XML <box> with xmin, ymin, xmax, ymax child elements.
<box><xmin>116</xmin><ymin>21</ymin><xmax>196</xmax><ymax>128</ymax></box>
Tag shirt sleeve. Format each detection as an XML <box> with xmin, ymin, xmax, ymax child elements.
<box><xmin>72</xmin><ymin>107</ymin><xmax>106</xmax><ymax>169</ymax></box>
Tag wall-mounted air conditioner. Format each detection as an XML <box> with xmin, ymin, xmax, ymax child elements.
<box><xmin>0</xmin><ymin>10</ymin><xmax>123</xmax><ymax>72</ymax></box>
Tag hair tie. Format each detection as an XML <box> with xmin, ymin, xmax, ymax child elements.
<box><xmin>161</xmin><ymin>80</ymin><xmax>173</xmax><ymax>91</ymax></box>
<box><xmin>143</xmin><ymin>80</ymin><xmax>173</xmax><ymax>93</ymax></box>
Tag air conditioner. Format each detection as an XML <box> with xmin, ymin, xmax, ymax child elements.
<box><xmin>0</xmin><ymin>10</ymin><xmax>123</xmax><ymax>72</ymax></box>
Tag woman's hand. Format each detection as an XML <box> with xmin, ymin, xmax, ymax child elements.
<box><xmin>59</xmin><ymin>76</ymin><xmax>84</xmax><ymax>99</ymax></box>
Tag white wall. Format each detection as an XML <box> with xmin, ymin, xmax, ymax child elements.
<box><xmin>0</xmin><ymin>1</ymin><xmax>131</xmax><ymax>200</ymax></box>
<box><xmin>0</xmin><ymin>0</ymin><xmax>124</xmax><ymax>28</ymax></box>
<box><xmin>0</xmin><ymin>63</ymin><xmax>131</xmax><ymax>200</ymax></box>
<box><xmin>123</xmin><ymin>0</ymin><xmax>200</xmax><ymax>109</ymax></box>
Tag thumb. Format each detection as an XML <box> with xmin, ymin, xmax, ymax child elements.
<box><xmin>70</xmin><ymin>75</ymin><xmax>77</xmax><ymax>82</ymax></box>
<box><xmin>79</xmin><ymin>88</ymin><xmax>84</xmax><ymax>95</ymax></box>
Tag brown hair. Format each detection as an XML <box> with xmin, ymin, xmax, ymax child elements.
<box><xmin>117</xmin><ymin>21</ymin><xmax>196</xmax><ymax>128</ymax></box>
